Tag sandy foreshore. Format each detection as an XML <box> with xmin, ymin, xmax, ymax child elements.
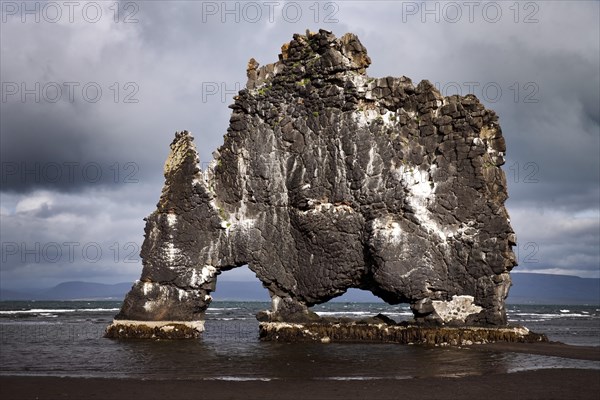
<box><xmin>472</xmin><ymin>341</ymin><xmax>600</xmax><ymax>361</ymax></box>
<box><xmin>2</xmin><ymin>343</ymin><xmax>598</xmax><ymax>400</ymax></box>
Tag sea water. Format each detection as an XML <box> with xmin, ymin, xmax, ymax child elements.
<box><xmin>0</xmin><ymin>301</ymin><xmax>598</xmax><ymax>380</ymax></box>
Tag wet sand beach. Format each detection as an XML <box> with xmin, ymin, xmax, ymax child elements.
<box><xmin>1</xmin><ymin>369</ymin><xmax>599</xmax><ymax>400</ymax></box>
<box><xmin>2</xmin><ymin>343</ymin><xmax>599</xmax><ymax>400</ymax></box>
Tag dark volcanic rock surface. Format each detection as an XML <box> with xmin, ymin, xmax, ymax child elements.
<box><xmin>114</xmin><ymin>30</ymin><xmax>516</xmax><ymax>328</ymax></box>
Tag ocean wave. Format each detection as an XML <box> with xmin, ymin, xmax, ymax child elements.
<box><xmin>209</xmin><ymin>376</ymin><xmax>272</xmax><ymax>381</ymax></box>
<box><xmin>315</xmin><ymin>311</ymin><xmax>372</xmax><ymax>316</ymax></box>
<box><xmin>0</xmin><ymin>308</ymin><xmax>119</xmax><ymax>315</ymax></box>
<box><xmin>315</xmin><ymin>311</ymin><xmax>412</xmax><ymax>317</ymax></box>
<box><xmin>322</xmin><ymin>376</ymin><xmax>385</xmax><ymax>381</ymax></box>
<box><xmin>510</xmin><ymin>312</ymin><xmax>591</xmax><ymax>318</ymax></box>
<box><xmin>210</xmin><ymin>317</ymin><xmax>253</xmax><ymax>321</ymax></box>
<box><xmin>319</xmin><ymin>376</ymin><xmax>413</xmax><ymax>381</ymax></box>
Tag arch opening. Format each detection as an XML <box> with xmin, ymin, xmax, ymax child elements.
<box><xmin>203</xmin><ymin>264</ymin><xmax>270</xmax><ymax>341</ymax></box>
<box><xmin>308</xmin><ymin>288</ymin><xmax>414</xmax><ymax>324</ymax></box>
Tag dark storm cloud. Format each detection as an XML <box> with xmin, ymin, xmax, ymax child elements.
<box><xmin>0</xmin><ymin>100</ymin><xmax>162</xmax><ymax>192</ymax></box>
<box><xmin>1</xmin><ymin>0</ymin><xmax>337</xmax><ymax>194</ymax></box>
<box><xmin>0</xmin><ymin>1</ymin><xmax>257</xmax><ymax>194</ymax></box>
<box><xmin>0</xmin><ymin>1</ymin><xmax>347</xmax><ymax>194</ymax></box>
<box><xmin>1</xmin><ymin>1</ymin><xmax>598</xmax><ymax>285</ymax></box>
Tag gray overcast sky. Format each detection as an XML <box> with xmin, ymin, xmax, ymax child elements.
<box><xmin>1</xmin><ymin>0</ymin><xmax>598</xmax><ymax>289</ymax></box>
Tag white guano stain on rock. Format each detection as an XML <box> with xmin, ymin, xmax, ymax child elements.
<box><xmin>165</xmin><ymin>242</ymin><xmax>179</xmax><ymax>263</ymax></box>
<box><xmin>302</xmin><ymin>200</ymin><xmax>354</xmax><ymax>214</ymax></box>
<box><xmin>140</xmin><ymin>282</ymin><xmax>190</xmax><ymax>308</ymax></box>
<box><xmin>395</xmin><ymin>164</ymin><xmax>449</xmax><ymax>243</ymax></box>
<box><xmin>348</xmin><ymin>73</ymin><xmax>368</xmax><ymax>92</ymax></box>
<box><xmin>163</xmin><ymin>212</ymin><xmax>180</xmax><ymax>264</ymax></box>
<box><xmin>190</xmin><ymin>265</ymin><xmax>217</xmax><ymax>287</ymax></box>
<box><xmin>431</xmin><ymin>295</ymin><xmax>483</xmax><ymax>323</ymax></box>
<box><xmin>372</xmin><ymin>217</ymin><xmax>403</xmax><ymax>245</ymax></box>
<box><xmin>381</xmin><ymin>110</ymin><xmax>397</xmax><ymax>126</ymax></box>
<box><xmin>143</xmin><ymin>300</ymin><xmax>157</xmax><ymax>312</ymax></box>
<box><xmin>366</xmin><ymin>147</ymin><xmax>375</xmax><ymax>175</ymax></box>
<box><xmin>141</xmin><ymin>281</ymin><xmax>153</xmax><ymax>296</ymax></box>
<box><xmin>353</xmin><ymin>108</ymin><xmax>378</xmax><ymax>128</ymax></box>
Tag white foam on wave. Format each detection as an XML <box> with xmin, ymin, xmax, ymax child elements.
<box><xmin>315</xmin><ymin>311</ymin><xmax>372</xmax><ymax>316</ymax></box>
<box><xmin>510</xmin><ymin>312</ymin><xmax>591</xmax><ymax>319</ymax></box>
<box><xmin>209</xmin><ymin>317</ymin><xmax>252</xmax><ymax>321</ymax></box>
<box><xmin>0</xmin><ymin>308</ymin><xmax>119</xmax><ymax>315</ymax></box>
<box><xmin>209</xmin><ymin>376</ymin><xmax>273</xmax><ymax>382</ymax></box>
<box><xmin>314</xmin><ymin>311</ymin><xmax>413</xmax><ymax>317</ymax></box>
<box><xmin>319</xmin><ymin>376</ymin><xmax>413</xmax><ymax>381</ymax></box>
<box><xmin>324</xmin><ymin>377</ymin><xmax>385</xmax><ymax>381</ymax></box>
<box><xmin>381</xmin><ymin>312</ymin><xmax>413</xmax><ymax>317</ymax></box>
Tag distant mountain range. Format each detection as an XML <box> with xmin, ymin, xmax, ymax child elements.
<box><xmin>1</xmin><ymin>273</ymin><xmax>598</xmax><ymax>305</ymax></box>
<box><xmin>508</xmin><ymin>273</ymin><xmax>599</xmax><ymax>305</ymax></box>
<box><xmin>0</xmin><ymin>281</ymin><xmax>133</xmax><ymax>301</ymax></box>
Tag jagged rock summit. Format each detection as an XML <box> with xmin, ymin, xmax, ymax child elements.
<box><xmin>106</xmin><ymin>30</ymin><xmax>519</xmax><ymax>340</ymax></box>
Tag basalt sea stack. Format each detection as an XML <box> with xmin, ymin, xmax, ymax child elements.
<box><xmin>106</xmin><ymin>30</ymin><xmax>532</xmax><ymax>343</ymax></box>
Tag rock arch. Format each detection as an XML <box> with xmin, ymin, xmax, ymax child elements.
<box><xmin>106</xmin><ymin>30</ymin><xmax>516</xmax><ymax>339</ymax></box>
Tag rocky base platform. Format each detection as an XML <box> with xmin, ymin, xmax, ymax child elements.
<box><xmin>104</xmin><ymin>320</ymin><xmax>204</xmax><ymax>339</ymax></box>
<box><xmin>258</xmin><ymin>320</ymin><xmax>548</xmax><ymax>346</ymax></box>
